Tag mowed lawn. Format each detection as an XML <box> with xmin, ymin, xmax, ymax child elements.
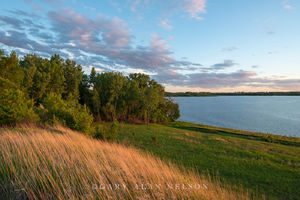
<box><xmin>116</xmin><ymin>121</ymin><xmax>300</xmax><ymax>200</ymax></box>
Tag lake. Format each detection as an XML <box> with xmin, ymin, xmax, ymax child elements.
<box><xmin>173</xmin><ymin>96</ymin><xmax>300</xmax><ymax>137</ymax></box>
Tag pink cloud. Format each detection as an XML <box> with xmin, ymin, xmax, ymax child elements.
<box><xmin>159</xmin><ymin>19</ymin><xmax>173</xmax><ymax>30</ymax></box>
<box><xmin>182</xmin><ymin>0</ymin><xmax>206</xmax><ymax>20</ymax></box>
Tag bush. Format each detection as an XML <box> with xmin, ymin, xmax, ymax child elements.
<box><xmin>42</xmin><ymin>93</ymin><xmax>94</xmax><ymax>134</ymax></box>
<box><xmin>93</xmin><ymin>121</ymin><xmax>119</xmax><ymax>141</ymax></box>
<box><xmin>0</xmin><ymin>88</ymin><xmax>38</xmax><ymax>125</ymax></box>
<box><xmin>72</xmin><ymin>105</ymin><xmax>95</xmax><ymax>134</ymax></box>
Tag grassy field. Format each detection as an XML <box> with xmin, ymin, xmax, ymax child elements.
<box><xmin>116</xmin><ymin>121</ymin><xmax>300</xmax><ymax>200</ymax></box>
<box><xmin>0</xmin><ymin>125</ymin><xmax>249</xmax><ymax>200</ymax></box>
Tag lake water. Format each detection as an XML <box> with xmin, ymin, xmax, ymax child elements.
<box><xmin>173</xmin><ymin>96</ymin><xmax>300</xmax><ymax>137</ymax></box>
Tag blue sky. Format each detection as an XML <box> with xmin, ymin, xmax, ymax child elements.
<box><xmin>1</xmin><ymin>0</ymin><xmax>300</xmax><ymax>92</ymax></box>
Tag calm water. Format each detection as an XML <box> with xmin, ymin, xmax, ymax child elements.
<box><xmin>174</xmin><ymin>96</ymin><xmax>300</xmax><ymax>137</ymax></box>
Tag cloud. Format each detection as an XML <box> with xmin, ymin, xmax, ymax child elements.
<box><xmin>0</xmin><ymin>15</ymin><xmax>24</xmax><ymax>29</ymax></box>
<box><xmin>197</xmin><ymin>60</ymin><xmax>238</xmax><ymax>71</ymax></box>
<box><xmin>8</xmin><ymin>9</ymin><xmax>38</xmax><ymax>18</ymax></box>
<box><xmin>159</xmin><ymin>19</ymin><xmax>173</xmax><ymax>30</ymax></box>
<box><xmin>1</xmin><ymin>7</ymin><xmax>299</xmax><ymax>91</ymax></box>
<box><xmin>283</xmin><ymin>0</ymin><xmax>293</xmax><ymax>9</ymax></box>
<box><xmin>0</xmin><ymin>30</ymin><xmax>54</xmax><ymax>55</ymax></box>
<box><xmin>127</xmin><ymin>0</ymin><xmax>207</xmax><ymax>20</ymax></box>
<box><xmin>22</xmin><ymin>0</ymin><xmax>42</xmax><ymax>11</ymax></box>
<box><xmin>0</xmin><ymin>9</ymin><xmax>200</xmax><ymax>75</ymax></box>
<box><xmin>222</xmin><ymin>46</ymin><xmax>238</xmax><ymax>52</ymax></box>
<box><xmin>154</xmin><ymin>70</ymin><xmax>257</xmax><ymax>88</ymax></box>
<box><xmin>182</xmin><ymin>0</ymin><xmax>206</xmax><ymax>20</ymax></box>
<box><xmin>48</xmin><ymin>9</ymin><xmax>132</xmax><ymax>48</ymax></box>
<box><xmin>210</xmin><ymin>60</ymin><xmax>238</xmax><ymax>70</ymax></box>
<box><xmin>83</xmin><ymin>5</ymin><xmax>96</xmax><ymax>11</ymax></box>
<box><xmin>155</xmin><ymin>69</ymin><xmax>300</xmax><ymax>90</ymax></box>
<box><xmin>47</xmin><ymin>9</ymin><xmax>201</xmax><ymax>72</ymax></box>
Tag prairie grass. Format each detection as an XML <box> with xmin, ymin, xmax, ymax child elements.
<box><xmin>0</xmin><ymin>125</ymin><xmax>250</xmax><ymax>200</ymax></box>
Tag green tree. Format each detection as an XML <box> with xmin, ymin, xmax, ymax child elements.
<box><xmin>42</xmin><ymin>93</ymin><xmax>94</xmax><ymax>134</ymax></box>
<box><xmin>0</xmin><ymin>88</ymin><xmax>38</xmax><ymax>124</ymax></box>
<box><xmin>20</xmin><ymin>54</ymin><xmax>51</xmax><ymax>103</ymax></box>
<box><xmin>62</xmin><ymin>59</ymin><xmax>83</xmax><ymax>100</ymax></box>
<box><xmin>48</xmin><ymin>54</ymin><xmax>65</xmax><ymax>95</ymax></box>
<box><xmin>0</xmin><ymin>51</ymin><xmax>24</xmax><ymax>87</ymax></box>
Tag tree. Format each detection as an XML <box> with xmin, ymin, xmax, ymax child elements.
<box><xmin>48</xmin><ymin>54</ymin><xmax>65</xmax><ymax>95</ymax></box>
<box><xmin>1</xmin><ymin>50</ymin><xmax>181</xmax><ymax>127</ymax></box>
<box><xmin>79</xmin><ymin>74</ymin><xmax>91</xmax><ymax>105</ymax></box>
<box><xmin>42</xmin><ymin>93</ymin><xmax>94</xmax><ymax>134</ymax></box>
<box><xmin>62</xmin><ymin>59</ymin><xmax>83</xmax><ymax>100</ymax></box>
<box><xmin>0</xmin><ymin>88</ymin><xmax>38</xmax><ymax>124</ymax></box>
<box><xmin>0</xmin><ymin>51</ymin><xmax>24</xmax><ymax>87</ymax></box>
<box><xmin>19</xmin><ymin>54</ymin><xmax>51</xmax><ymax>103</ymax></box>
<box><xmin>93</xmin><ymin>72</ymin><xmax>127</xmax><ymax>121</ymax></box>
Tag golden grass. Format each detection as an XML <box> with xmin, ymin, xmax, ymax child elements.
<box><xmin>0</xmin><ymin>126</ymin><xmax>250</xmax><ymax>200</ymax></box>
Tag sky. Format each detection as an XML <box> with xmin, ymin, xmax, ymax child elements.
<box><xmin>1</xmin><ymin>0</ymin><xmax>300</xmax><ymax>92</ymax></box>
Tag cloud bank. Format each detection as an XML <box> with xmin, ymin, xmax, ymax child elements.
<box><xmin>0</xmin><ymin>1</ymin><xmax>299</xmax><ymax>92</ymax></box>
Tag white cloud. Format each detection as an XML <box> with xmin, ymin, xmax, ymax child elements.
<box><xmin>159</xmin><ymin>19</ymin><xmax>173</xmax><ymax>30</ymax></box>
<box><xmin>68</xmin><ymin>42</ymin><xmax>76</xmax><ymax>47</ymax></box>
<box><xmin>182</xmin><ymin>0</ymin><xmax>206</xmax><ymax>20</ymax></box>
<box><xmin>283</xmin><ymin>0</ymin><xmax>293</xmax><ymax>9</ymax></box>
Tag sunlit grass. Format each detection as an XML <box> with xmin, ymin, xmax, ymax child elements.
<box><xmin>0</xmin><ymin>125</ymin><xmax>250</xmax><ymax>200</ymax></box>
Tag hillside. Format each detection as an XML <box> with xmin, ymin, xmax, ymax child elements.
<box><xmin>0</xmin><ymin>125</ymin><xmax>249</xmax><ymax>200</ymax></box>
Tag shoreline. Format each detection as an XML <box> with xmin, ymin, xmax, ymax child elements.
<box><xmin>170</xmin><ymin>121</ymin><xmax>300</xmax><ymax>146</ymax></box>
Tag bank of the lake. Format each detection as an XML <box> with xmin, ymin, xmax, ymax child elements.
<box><xmin>117</xmin><ymin>121</ymin><xmax>300</xmax><ymax>200</ymax></box>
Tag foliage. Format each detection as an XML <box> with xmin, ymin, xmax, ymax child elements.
<box><xmin>0</xmin><ymin>51</ymin><xmax>24</xmax><ymax>87</ymax></box>
<box><xmin>93</xmin><ymin>121</ymin><xmax>119</xmax><ymax>140</ymax></box>
<box><xmin>42</xmin><ymin>93</ymin><xmax>94</xmax><ymax>134</ymax></box>
<box><xmin>80</xmin><ymin>69</ymin><xmax>180</xmax><ymax>123</ymax></box>
<box><xmin>0</xmin><ymin>50</ymin><xmax>180</xmax><ymax>130</ymax></box>
<box><xmin>0</xmin><ymin>77</ymin><xmax>18</xmax><ymax>90</ymax></box>
<box><xmin>0</xmin><ymin>88</ymin><xmax>38</xmax><ymax>124</ymax></box>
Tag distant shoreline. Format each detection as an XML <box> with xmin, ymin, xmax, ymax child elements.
<box><xmin>166</xmin><ymin>91</ymin><xmax>300</xmax><ymax>97</ymax></box>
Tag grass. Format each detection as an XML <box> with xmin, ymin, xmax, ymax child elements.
<box><xmin>116</xmin><ymin>121</ymin><xmax>300</xmax><ymax>200</ymax></box>
<box><xmin>0</xmin><ymin>125</ymin><xmax>250</xmax><ymax>200</ymax></box>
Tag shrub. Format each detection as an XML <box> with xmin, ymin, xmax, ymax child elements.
<box><xmin>0</xmin><ymin>88</ymin><xmax>38</xmax><ymax>125</ymax></box>
<box><xmin>42</xmin><ymin>93</ymin><xmax>94</xmax><ymax>134</ymax></box>
<box><xmin>72</xmin><ymin>104</ymin><xmax>95</xmax><ymax>134</ymax></box>
<box><xmin>93</xmin><ymin>121</ymin><xmax>119</xmax><ymax>141</ymax></box>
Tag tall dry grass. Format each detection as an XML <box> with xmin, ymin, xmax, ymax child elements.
<box><xmin>0</xmin><ymin>126</ymin><xmax>250</xmax><ymax>200</ymax></box>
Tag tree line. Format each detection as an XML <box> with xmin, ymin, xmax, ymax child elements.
<box><xmin>0</xmin><ymin>50</ymin><xmax>180</xmax><ymax>135</ymax></box>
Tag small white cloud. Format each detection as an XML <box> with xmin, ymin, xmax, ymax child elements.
<box><xmin>284</xmin><ymin>4</ymin><xmax>292</xmax><ymax>9</ymax></box>
<box><xmin>159</xmin><ymin>19</ymin><xmax>173</xmax><ymax>30</ymax></box>
<box><xmin>183</xmin><ymin>0</ymin><xmax>206</xmax><ymax>20</ymax></box>
<box><xmin>222</xmin><ymin>46</ymin><xmax>238</xmax><ymax>52</ymax></box>
<box><xmin>68</xmin><ymin>42</ymin><xmax>76</xmax><ymax>47</ymax></box>
<box><xmin>83</xmin><ymin>5</ymin><xmax>96</xmax><ymax>11</ymax></box>
<box><xmin>283</xmin><ymin>0</ymin><xmax>293</xmax><ymax>9</ymax></box>
<box><xmin>169</xmin><ymin>36</ymin><xmax>175</xmax><ymax>40</ymax></box>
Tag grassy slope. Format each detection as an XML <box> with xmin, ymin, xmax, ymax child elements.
<box><xmin>116</xmin><ymin>121</ymin><xmax>300</xmax><ymax>200</ymax></box>
<box><xmin>0</xmin><ymin>126</ymin><xmax>249</xmax><ymax>200</ymax></box>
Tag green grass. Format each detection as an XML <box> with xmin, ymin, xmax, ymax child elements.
<box><xmin>115</xmin><ymin>121</ymin><xmax>300</xmax><ymax>200</ymax></box>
